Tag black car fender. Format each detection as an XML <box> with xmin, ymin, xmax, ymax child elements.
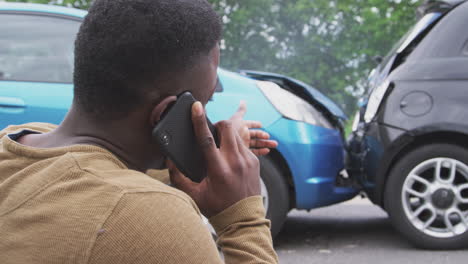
<box><xmin>374</xmin><ymin>122</ymin><xmax>468</xmax><ymax>207</ymax></box>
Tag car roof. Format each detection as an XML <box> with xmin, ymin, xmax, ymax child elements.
<box><xmin>417</xmin><ymin>0</ymin><xmax>467</xmax><ymax>17</ymax></box>
<box><xmin>442</xmin><ymin>0</ymin><xmax>467</xmax><ymax>5</ymax></box>
<box><xmin>0</xmin><ymin>2</ymin><xmax>87</xmax><ymax>19</ymax></box>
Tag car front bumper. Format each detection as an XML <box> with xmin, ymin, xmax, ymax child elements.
<box><xmin>347</xmin><ymin>121</ymin><xmax>411</xmax><ymax>204</ymax></box>
<box><xmin>268</xmin><ymin>118</ymin><xmax>358</xmax><ymax>210</ymax></box>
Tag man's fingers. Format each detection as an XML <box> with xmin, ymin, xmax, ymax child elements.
<box><xmin>245</xmin><ymin>120</ymin><xmax>262</xmax><ymax>129</ymax></box>
<box><xmin>250</xmin><ymin>139</ymin><xmax>278</xmax><ymax>149</ymax></box>
<box><xmin>249</xmin><ymin>130</ymin><xmax>270</xmax><ymax>140</ymax></box>
<box><xmin>234</xmin><ymin>128</ymin><xmax>250</xmax><ymax>154</ymax></box>
<box><xmin>251</xmin><ymin>148</ymin><xmax>271</xmax><ymax>156</ymax></box>
<box><xmin>249</xmin><ymin>130</ymin><xmax>278</xmax><ymax>149</ymax></box>
<box><xmin>231</xmin><ymin>101</ymin><xmax>247</xmax><ymax>119</ymax></box>
<box><xmin>192</xmin><ymin>102</ymin><xmax>218</xmax><ymax>161</ymax></box>
<box><xmin>216</xmin><ymin>120</ymin><xmax>239</xmax><ymax>153</ymax></box>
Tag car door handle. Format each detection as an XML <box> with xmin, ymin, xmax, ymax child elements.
<box><xmin>0</xmin><ymin>97</ymin><xmax>26</xmax><ymax>113</ymax></box>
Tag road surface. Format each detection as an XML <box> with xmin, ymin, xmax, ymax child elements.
<box><xmin>274</xmin><ymin>197</ymin><xmax>467</xmax><ymax>264</ymax></box>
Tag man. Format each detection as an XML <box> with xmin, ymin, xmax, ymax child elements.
<box><xmin>0</xmin><ymin>0</ymin><xmax>279</xmax><ymax>263</ymax></box>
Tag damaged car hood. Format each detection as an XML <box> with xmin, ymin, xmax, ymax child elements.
<box><xmin>240</xmin><ymin>70</ymin><xmax>348</xmax><ymax>122</ymax></box>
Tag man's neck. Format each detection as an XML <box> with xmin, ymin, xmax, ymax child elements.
<box><xmin>17</xmin><ymin>105</ymin><xmax>164</xmax><ymax>172</ymax></box>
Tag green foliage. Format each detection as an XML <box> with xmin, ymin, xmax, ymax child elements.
<box><xmin>208</xmin><ymin>0</ymin><xmax>422</xmax><ymax>114</ymax></box>
<box><xmin>6</xmin><ymin>0</ymin><xmax>422</xmax><ymax>114</ymax></box>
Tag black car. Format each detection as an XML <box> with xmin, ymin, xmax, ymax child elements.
<box><xmin>348</xmin><ymin>0</ymin><xmax>468</xmax><ymax>249</ymax></box>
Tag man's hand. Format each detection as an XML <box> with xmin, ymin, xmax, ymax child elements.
<box><xmin>168</xmin><ymin>102</ymin><xmax>260</xmax><ymax>218</ymax></box>
<box><xmin>227</xmin><ymin>101</ymin><xmax>278</xmax><ymax>156</ymax></box>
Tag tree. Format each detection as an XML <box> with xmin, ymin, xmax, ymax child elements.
<box><xmin>208</xmin><ymin>0</ymin><xmax>422</xmax><ymax>114</ymax></box>
<box><xmin>6</xmin><ymin>0</ymin><xmax>422</xmax><ymax>114</ymax></box>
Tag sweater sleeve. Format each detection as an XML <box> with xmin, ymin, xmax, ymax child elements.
<box><xmin>87</xmin><ymin>192</ymin><xmax>278</xmax><ymax>264</ymax></box>
<box><xmin>210</xmin><ymin>196</ymin><xmax>279</xmax><ymax>264</ymax></box>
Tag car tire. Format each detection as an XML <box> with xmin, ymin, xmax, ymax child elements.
<box><xmin>259</xmin><ymin>156</ymin><xmax>290</xmax><ymax>238</ymax></box>
<box><xmin>384</xmin><ymin>143</ymin><xmax>468</xmax><ymax>249</ymax></box>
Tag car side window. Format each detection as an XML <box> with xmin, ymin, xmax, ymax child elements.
<box><xmin>0</xmin><ymin>13</ymin><xmax>81</xmax><ymax>83</ymax></box>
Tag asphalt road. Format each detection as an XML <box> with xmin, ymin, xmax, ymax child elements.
<box><xmin>274</xmin><ymin>197</ymin><xmax>467</xmax><ymax>264</ymax></box>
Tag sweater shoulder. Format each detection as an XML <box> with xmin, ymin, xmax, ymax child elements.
<box><xmin>0</xmin><ymin>123</ymin><xmax>57</xmax><ymax>137</ymax></box>
<box><xmin>69</xmin><ymin>152</ymin><xmax>194</xmax><ymax>208</ymax></box>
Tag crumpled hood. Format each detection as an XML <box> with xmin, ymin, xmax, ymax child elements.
<box><xmin>240</xmin><ymin>70</ymin><xmax>348</xmax><ymax>122</ymax></box>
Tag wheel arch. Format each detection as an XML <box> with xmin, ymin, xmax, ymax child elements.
<box><xmin>267</xmin><ymin>149</ymin><xmax>296</xmax><ymax>209</ymax></box>
<box><xmin>376</xmin><ymin>125</ymin><xmax>468</xmax><ymax>209</ymax></box>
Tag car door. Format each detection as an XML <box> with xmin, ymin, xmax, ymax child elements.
<box><xmin>0</xmin><ymin>12</ymin><xmax>81</xmax><ymax>130</ymax></box>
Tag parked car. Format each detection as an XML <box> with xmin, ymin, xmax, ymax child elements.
<box><xmin>0</xmin><ymin>2</ymin><xmax>358</xmax><ymax>237</ymax></box>
<box><xmin>348</xmin><ymin>0</ymin><xmax>468</xmax><ymax>249</ymax></box>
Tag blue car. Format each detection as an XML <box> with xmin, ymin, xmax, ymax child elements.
<box><xmin>0</xmin><ymin>2</ymin><xmax>358</xmax><ymax>237</ymax></box>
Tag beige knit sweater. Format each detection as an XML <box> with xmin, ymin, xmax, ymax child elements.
<box><xmin>0</xmin><ymin>123</ymin><xmax>278</xmax><ymax>264</ymax></box>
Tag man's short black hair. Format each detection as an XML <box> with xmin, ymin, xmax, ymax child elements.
<box><xmin>73</xmin><ymin>0</ymin><xmax>222</xmax><ymax>119</ymax></box>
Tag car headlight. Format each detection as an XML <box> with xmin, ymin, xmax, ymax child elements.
<box><xmin>256</xmin><ymin>81</ymin><xmax>333</xmax><ymax>129</ymax></box>
<box><xmin>364</xmin><ymin>80</ymin><xmax>391</xmax><ymax>123</ymax></box>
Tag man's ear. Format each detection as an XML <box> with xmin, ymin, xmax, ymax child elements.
<box><xmin>149</xmin><ymin>96</ymin><xmax>178</xmax><ymax>127</ymax></box>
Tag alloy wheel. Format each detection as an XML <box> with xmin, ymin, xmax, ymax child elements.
<box><xmin>402</xmin><ymin>158</ymin><xmax>468</xmax><ymax>238</ymax></box>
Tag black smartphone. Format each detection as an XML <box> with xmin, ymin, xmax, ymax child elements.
<box><xmin>152</xmin><ymin>91</ymin><xmax>218</xmax><ymax>183</ymax></box>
